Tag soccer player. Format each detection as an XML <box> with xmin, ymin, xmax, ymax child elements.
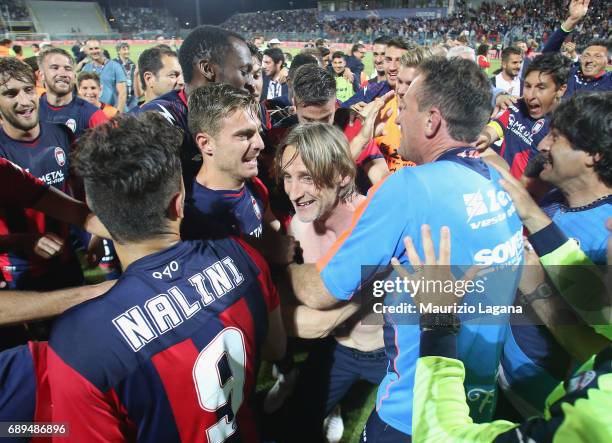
<box><xmin>396</xmin><ymin>225</ymin><xmax>612</xmax><ymax>442</ymax></box>
<box><xmin>498</xmin><ymin>92</ymin><xmax>612</xmax><ymax>414</ymax></box>
<box><xmin>369</xmin><ymin>37</ymin><xmax>388</xmax><ymax>84</ymax></box>
<box><xmin>77</xmin><ymin>71</ymin><xmax>119</xmax><ymax>118</ymax></box>
<box><xmin>47</xmin><ymin>112</ymin><xmax>286</xmax><ymax>441</ymax></box>
<box><xmin>475</xmin><ymin>53</ymin><xmax>570</xmax><ymax>178</ymax></box>
<box><xmin>342</xmin><ymin>37</ymin><xmax>409</xmax><ymax>110</ymax></box>
<box><xmin>330</xmin><ymin>51</ymin><xmax>357</xmax><ymax>102</ymax></box>
<box><xmin>80</xmin><ymin>39</ymin><xmax>127</xmax><ymax>111</ymax></box>
<box><xmin>137</xmin><ymin>46</ymin><xmax>184</xmax><ymax>104</ymax></box>
<box><xmin>276</xmin><ymin>123</ymin><xmax>386</xmax><ymax>442</ymax></box>
<box><xmin>0</xmin><ymin>57</ymin><xmax>82</xmax><ymax>291</ymax></box>
<box><xmin>490</xmin><ymin>46</ymin><xmax>524</xmax><ymax>96</ymax></box>
<box><xmin>285</xmin><ymin>58</ymin><xmax>523</xmax><ymax>440</ymax></box>
<box><xmin>542</xmin><ymin>0</ymin><xmax>611</xmax><ymax>95</ymax></box>
<box><xmin>137</xmin><ymin>25</ymin><xmax>256</xmax><ymax>184</ymax></box>
<box><xmin>262</xmin><ymin>47</ymin><xmax>288</xmax><ymax>102</ymax></box>
<box><xmin>38</xmin><ymin>48</ymin><xmax>108</xmax><ymax>136</ymax></box>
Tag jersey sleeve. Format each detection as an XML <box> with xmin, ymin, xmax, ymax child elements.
<box><xmin>490</xmin><ymin>108</ymin><xmax>510</xmax><ymax>140</ymax></box>
<box><xmin>355</xmin><ymin>139</ymin><xmax>384</xmax><ymax>167</ymax></box>
<box><xmin>317</xmin><ymin>171</ymin><xmax>417</xmax><ymax>300</ymax></box>
<box><xmin>234</xmin><ymin>237</ymin><xmax>280</xmax><ymax>312</ymax></box>
<box><xmin>0</xmin><ymin>158</ymin><xmax>49</xmax><ymax>206</ymax></box>
<box><xmin>47</xmin><ymin>346</ymin><xmax>128</xmax><ymax>442</ymax></box>
<box><xmin>251</xmin><ymin>177</ymin><xmax>270</xmax><ymax>211</ymax></box>
<box><xmin>88</xmin><ymin>109</ymin><xmax>110</xmax><ymax>128</ymax></box>
<box><xmin>114</xmin><ymin>62</ymin><xmax>128</xmax><ymax>83</ymax></box>
<box><xmin>413</xmin><ymin>356</ymin><xmax>519</xmax><ymax>442</ymax></box>
<box><xmin>529</xmin><ymin>222</ymin><xmax>612</xmax><ymax>340</ymax></box>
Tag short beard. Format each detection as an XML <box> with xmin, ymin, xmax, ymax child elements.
<box><xmin>2</xmin><ymin>110</ymin><xmax>38</xmax><ymax>132</ymax></box>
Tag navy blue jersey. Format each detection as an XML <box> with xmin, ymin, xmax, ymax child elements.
<box><xmin>491</xmin><ymin>100</ymin><xmax>550</xmax><ymax>179</ymax></box>
<box><xmin>183</xmin><ymin>178</ymin><xmax>269</xmax><ymax>239</ymax></box>
<box><xmin>542</xmin><ymin>27</ymin><xmax>612</xmax><ymax>96</ymax></box>
<box><xmin>38</xmin><ymin>94</ymin><xmax>108</xmax><ymax>137</ymax></box>
<box><xmin>0</xmin><ymin>123</ymin><xmax>81</xmax><ymax>288</ymax></box>
<box><xmin>48</xmin><ymin>238</ymin><xmax>279</xmax><ymax>442</ymax></box>
<box><xmin>0</xmin><ymin>342</ymin><xmax>50</xmax><ymax>433</ymax></box>
<box><xmin>134</xmin><ymin>89</ymin><xmax>201</xmax><ymax>184</ymax></box>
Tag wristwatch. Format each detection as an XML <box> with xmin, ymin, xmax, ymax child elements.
<box><xmin>419</xmin><ymin>313</ymin><xmax>461</xmax><ymax>334</ymax></box>
<box><xmin>519</xmin><ymin>282</ymin><xmax>553</xmax><ymax>306</ymax></box>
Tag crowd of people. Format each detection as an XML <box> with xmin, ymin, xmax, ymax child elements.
<box><xmin>222</xmin><ymin>0</ymin><xmax>610</xmax><ymax>47</ymax></box>
<box><xmin>108</xmin><ymin>7</ymin><xmax>179</xmax><ymax>35</ymax></box>
<box><xmin>0</xmin><ymin>0</ymin><xmax>610</xmax><ymax>442</ymax></box>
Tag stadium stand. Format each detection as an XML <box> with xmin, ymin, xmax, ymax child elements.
<box><xmin>26</xmin><ymin>1</ymin><xmax>110</xmax><ymax>36</ymax></box>
<box><xmin>109</xmin><ymin>7</ymin><xmax>179</xmax><ymax>35</ymax></box>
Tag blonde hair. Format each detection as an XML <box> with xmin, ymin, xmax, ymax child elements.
<box><xmin>400</xmin><ymin>45</ymin><xmax>433</xmax><ymax>68</ymax></box>
<box><xmin>276</xmin><ymin>123</ymin><xmax>356</xmax><ymax>201</ymax></box>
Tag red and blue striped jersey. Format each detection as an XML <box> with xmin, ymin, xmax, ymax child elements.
<box><xmin>48</xmin><ymin>238</ymin><xmax>279</xmax><ymax>442</ymax></box>
<box><xmin>491</xmin><ymin>100</ymin><xmax>550</xmax><ymax>179</ymax></box>
<box><xmin>0</xmin><ymin>123</ymin><xmax>80</xmax><ymax>287</ymax></box>
<box><xmin>39</xmin><ymin>94</ymin><xmax>108</xmax><ymax>137</ymax></box>
<box><xmin>182</xmin><ymin>178</ymin><xmax>269</xmax><ymax>240</ymax></box>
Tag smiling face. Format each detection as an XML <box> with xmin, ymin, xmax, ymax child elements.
<box><xmin>502</xmin><ymin>53</ymin><xmax>523</xmax><ymax>79</ymax></box>
<box><xmin>384</xmin><ymin>45</ymin><xmax>408</xmax><ymax>88</ymax></box>
<box><xmin>86</xmin><ymin>40</ymin><xmax>104</xmax><ymax>63</ymax></box>
<box><xmin>294</xmin><ymin>97</ymin><xmax>336</xmax><ymax>124</ymax></box>
<box><xmin>262</xmin><ymin>54</ymin><xmax>279</xmax><ymax>77</ymax></box>
<box><xmin>41</xmin><ymin>53</ymin><xmax>75</xmax><ymax>97</ymax></box>
<box><xmin>0</xmin><ymin>76</ymin><xmax>39</xmax><ymax>133</ymax></box>
<box><xmin>78</xmin><ymin>78</ymin><xmax>101</xmax><ymax>105</ymax></box>
<box><xmin>538</xmin><ymin>127</ymin><xmax>591</xmax><ymax>189</ymax></box>
<box><xmin>281</xmin><ymin>144</ymin><xmax>341</xmax><ymax>223</ymax></box>
<box><xmin>372</xmin><ymin>43</ymin><xmax>386</xmax><ymax>76</ymax></box>
<box><xmin>206</xmin><ymin>107</ymin><xmax>264</xmax><ymax>182</ymax></box>
<box><xmin>332</xmin><ymin>56</ymin><xmax>346</xmax><ymax>75</ymax></box>
<box><xmin>523</xmin><ymin>70</ymin><xmax>565</xmax><ymax>119</ymax></box>
<box><xmin>580</xmin><ymin>45</ymin><xmax>608</xmax><ymax>79</ymax></box>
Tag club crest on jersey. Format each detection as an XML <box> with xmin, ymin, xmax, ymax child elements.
<box><xmin>65</xmin><ymin>118</ymin><xmax>77</xmax><ymax>133</ymax></box>
<box><xmin>54</xmin><ymin>147</ymin><xmax>66</xmax><ymax>166</ymax></box>
<box><xmin>531</xmin><ymin>119</ymin><xmax>545</xmax><ymax>135</ymax></box>
<box><xmin>251</xmin><ymin>195</ymin><xmax>262</xmax><ymax>220</ymax></box>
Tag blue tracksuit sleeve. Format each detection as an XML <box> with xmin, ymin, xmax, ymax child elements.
<box><xmin>542</xmin><ymin>27</ymin><xmax>571</xmax><ymax>53</ymax></box>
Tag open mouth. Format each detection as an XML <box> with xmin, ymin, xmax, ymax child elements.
<box><xmin>16</xmin><ymin>108</ymin><xmax>34</xmax><ymax>118</ymax></box>
<box><xmin>295</xmin><ymin>200</ymin><xmax>315</xmax><ymax>208</ymax></box>
<box><xmin>527</xmin><ymin>103</ymin><xmax>542</xmax><ymax>115</ymax></box>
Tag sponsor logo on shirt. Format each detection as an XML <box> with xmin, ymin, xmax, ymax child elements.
<box><xmin>507</xmin><ymin>113</ymin><xmax>535</xmax><ymax>146</ymax></box>
<box><xmin>39</xmin><ymin>169</ymin><xmax>65</xmax><ymax>186</ymax></box>
<box><xmin>531</xmin><ymin>118</ymin><xmax>545</xmax><ymax>135</ymax></box>
<box><xmin>474</xmin><ymin>230</ymin><xmax>523</xmax><ymax>265</ymax></box>
<box><xmin>463</xmin><ymin>189</ymin><xmax>516</xmax><ymax>229</ymax></box>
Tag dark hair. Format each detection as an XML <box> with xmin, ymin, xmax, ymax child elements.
<box><xmin>476</xmin><ymin>44</ymin><xmax>489</xmax><ymax>56</ymax></box>
<box><xmin>584</xmin><ymin>38</ymin><xmax>611</xmax><ymax>55</ymax></box>
<box><xmin>187</xmin><ymin>83</ymin><xmax>258</xmax><ymax>138</ymax></box>
<box><xmin>501</xmin><ymin>46</ymin><xmax>523</xmax><ymax>63</ymax></box>
<box><xmin>351</xmin><ymin>43</ymin><xmax>365</xmax><ymax>54</ymax></box>
<box><xmin>77</xmin><ymin>71</ymin><xmax>101</xmax><ymax>87</ymax></box>
<box><xmin>331</xmin><ymin>51</ymin><xmax>345</xmax><ymax>61</ymax></box>
<box><xmin>263</xmin><ymin>47</ymin><xmax>285</xmax><ymax>65</ymax></box>
<box><xmin>550</xmin><ymin>92</ymin><xmax>612</xmax><ymax>186</ymax></box>
<box><xmin>524</xmin><ymin>53</ymin><xmax>571</xmax><ymax>88</ymax></box>
<box><xmin>386</xmin><ymin>37</ymin><xmax>410</xmax><ymax>51</ymax></box>
<box><xmin>38</xmin><ymin>47</ymin><xmax>74</xmax><ymax>67</ymax></box>
<box><xmin>178</xmin><ymin>25</ymin><xmax>245</xmax><ymax>84</ymax></box>
<box><xmin>318</xmin><ymin>46</ymin><xmax>330</xmax><ymax>58</ymax></box>
<box><xmin>315</xmin><ymin>38</ymin><xmax>327</xmax><ymax>48</ymax></box>
<box><xmin>0</xmin><ymin>57</ymin><xmax>35</xmax><ymax>87</ymax></box>
<box><xmin>416</xmin><ymin>57</ymin><xmax>492</xmax><ymax>142</ymax></box>
<box><xmin>138</xmin><ymin>46</ymin><xmax>178</xmax><ymax>87</ymax></box>
<box><xmin>23</xmin><ymin>56</ymin><xmax>39</xmax><ymax>74</ymax></box>
<box><xmin>291</xmin><ymin>64</ymin><xmax>336</xmax><ymax>106</ymax></box>
<box><xmin>247</xmin><ymin>42</ymin><xmax>262</xmax><ymax>62</ymax></box>
<box><xmin>373</xmin><ymin>36</ymin><xmax>389</xmax><ymax>46</ymax></box>
<box><xmin>31</xmin><ymin>43</ymin><xmax>40</xmax><ymax>50</ymax></box>
<box><xmin>12</xmin><ymin>45</ymin><xmax>22</xmax><ymax>55</ymax></box>
<box><xmin>288</xmin><ymin>53</ymin><xmax>318</xmax><ymax>83</ymax></box>
<box><xmin>74</xmin><ymin>113</ymin><xmax>183</xmax><ymax>244</ymax></box>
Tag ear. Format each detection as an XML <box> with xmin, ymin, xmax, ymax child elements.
<box><xmin>585</xmin><ymin>152</ymin><xmax>601</xmax><ymax>169</ymax></box>
<box><xmin>424</xmin><ymin>107</ymin><xmax>442</xmax><ymax>138</ymax></box>
<box><xmin>197</xmin><ymin>59</ymin><xmax>216</xmax><ymax>82</ymax></box>
<box><xmin>143</xmin><ymin>71</ymin><xmax>154</xmax><ymax>89</ymax></box>
<box><xmin>339</xmin><ymin>175</ymin><xmax>351</xmax><ymax>188</ymax></box>
<box><xmin>167</xmin><ymin>190</ymin><xmax>184</xmax><ymax>221</ymax></box>
<box><xmin>557</xmin><ymin>84</ymin><xmax>567</xmax><ymax>99</ymax></box>
<box><xmin>195</xmin><ymin>131</ymin><xmax>215</xmax><ymax>157</ymax></box>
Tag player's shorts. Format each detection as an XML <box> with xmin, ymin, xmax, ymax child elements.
<box><xmin>360</xmin><ymin>409</ymin><xmax>412</xmax><ymax>443</ymax></box>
